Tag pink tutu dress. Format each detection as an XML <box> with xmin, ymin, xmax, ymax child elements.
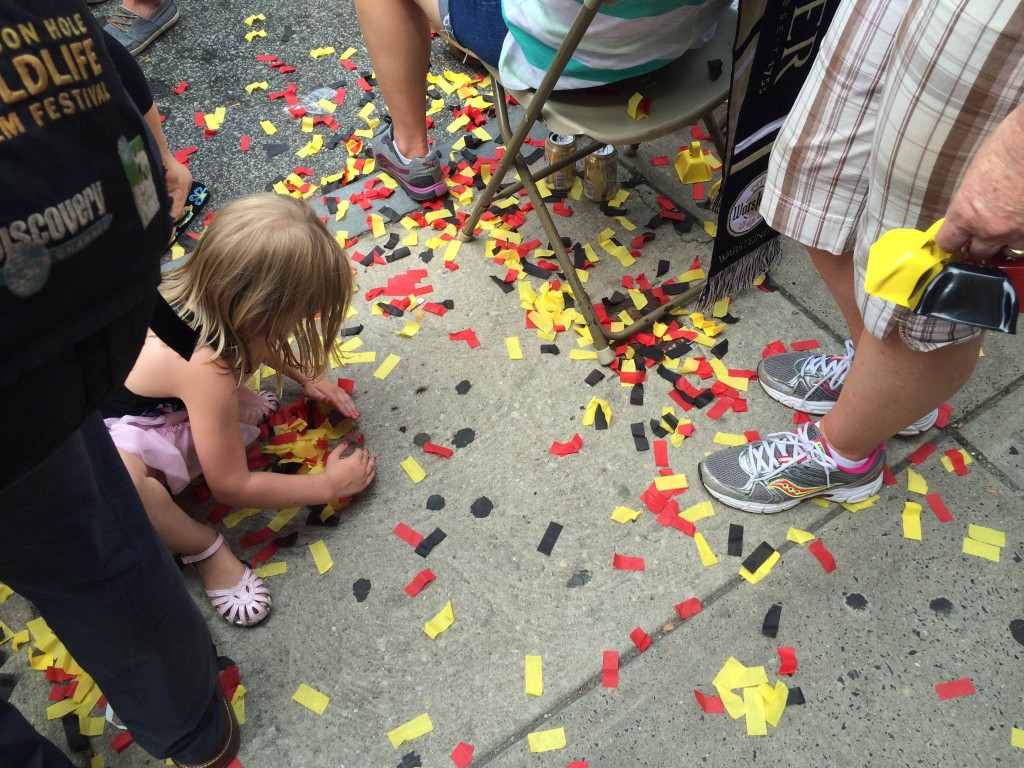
<box><xmin>104</xmin><ymin>385</ymin><xmax>279</xmax><ymax>494</ymax></box>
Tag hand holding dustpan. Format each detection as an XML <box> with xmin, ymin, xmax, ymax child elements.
<box><xmin>865</xmin><ymin>219</ymin><xmax>1019</xmax><ymax>334</ymax></box>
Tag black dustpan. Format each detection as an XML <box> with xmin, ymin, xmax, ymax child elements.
<box><xmin>915</xmin><ymin>261</ymin><xmax>1018</xmax><ymax>334</ymax></box>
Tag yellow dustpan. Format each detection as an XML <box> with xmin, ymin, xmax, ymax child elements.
<box><xmin>864</xmin><ymin>220</ymin><xmax>951</xmax><ymax>309</ymax></box>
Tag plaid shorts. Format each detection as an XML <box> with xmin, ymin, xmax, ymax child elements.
<box><xmin>761</xmin><ymin>0</ymin><xmax>1024</xmax><ymax>351</ymax></box>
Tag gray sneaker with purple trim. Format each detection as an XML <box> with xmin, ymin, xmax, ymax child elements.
<box><xmin>372</xmin><ymin>121</ymin><xmax>448</xmax><ymax>201</ymax></box>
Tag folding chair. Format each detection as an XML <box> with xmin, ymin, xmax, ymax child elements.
<box><xmin>457</xmin><ymin>1</ymin><xmax>736</xmax><ymax>364</ymax></box>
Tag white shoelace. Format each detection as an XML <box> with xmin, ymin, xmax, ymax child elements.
<box><xmin>745</xmin><ymin>424</ymin><xmax>837</xmax><ymax>485</ymax></box>
<box><xmin>798</xmin><ymin>339</ymin><xmax>855</xmax><ymax>407</ymax></box>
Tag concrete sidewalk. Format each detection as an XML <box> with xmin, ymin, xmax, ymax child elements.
<box><xmin>3</xmin><ymin>1</ymin><xmax>1022</xmax><ymax>766</ymax></box>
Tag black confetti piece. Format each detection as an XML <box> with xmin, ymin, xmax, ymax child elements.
<box><xmin>522</xmin><ymin>259</ymin><xmax>555</xmax><ymax>278</ymax></box>
<box><xmin>540</xmin><ymin>344</ymin><xmax>560</xmax><ymax>355</ymax></box>
<box><xmin>631</xmin><ymin>422</ymin><xmax>650</xmax><ymax>452</ymax></box>
<box><xmin>412</xmin><ymin>433</ymin><xmax>431</xmax><ymax>447</ymax></box>
<box><xmin>377</xmin><ymin>302</ymin><xmax>404</xmax><ymax>317</ymax></box>
<box><xmin>397</xmin><ymin>752</ymin><xmax>422</xmax><ymax>768</ymax></box>
<box><xmin>490</xmin><ymin>275</ymin><xmax>515</xmax><ymax>294</ymax></box>
<box><xmin>630</xmin><ymin>384</ymin><xmax>644</xmax><ymax>406</ymax></box>
<box><xmin>727</xmin><ymin>523</ymin><xmax>743</xmax><ymax>556</ymax></box>
<box><xmin>663</xmin><ymin>282</ymin><xmax>691</xmax><ymax>295</ymax></box>
<box><xmin>353</xmin><ymin>578</ymin><xmax>371</xmax><ymax>602</ymax></box>
<box><xmin>657</xmin><ymin>365</ymin><xmax>681</xmax><ymax>385</ymax></box>
<box><xmin>415</xmin><ymin>528</ymin><xmax>447</xmax><ymax>557</ymax></box>
<box><xmin>426</xmin><ymin>494</ymin><xmax>446</xmax><ymax>511</ymax></box>
<box><xmin>788</xmin><ymin>687</ymin><xmax>806</xmax><ymax>705</ymax></box>
<box><xmin>602</xmin><ymin>290</ymin><xmax>627</xmax><ymax>307</ymax></box>
<box><xmin>710</xmin><ymin>339</ymin><xmax>729</xmax><ymax>359</ymax></box>
<box><xmin>471</xmin><ymin>497</ymin><xmax>493</xmax><ymax>518</ymax></box>
<box><xmin>280</xmin><ymin>24</ymin><xmax>293</xmax><ymax>42</ymax></box>
<box><xmin>273</xmin><ymin>531</ymin><xmax>299</xmax><ymax>548</ymax></box>
<box><xmin>452</xmin><ymin>428</ymin><xmax>475</xmax><ymax>447</ymax></box>
<box><xmin>385</xmin><ymin>246</ymin><xmax>411</xmax><ymax>264</ymax></box>
<box><xmin>306</xmin><ymin>505</ymin><xmax>341</xmax><ymax>526</ymax></box>
<box><xmin>455</xmin><ymin>380</ymin><xmax>472</xmax><ymax>395</ymax></box>
<box><xmin>585</xmin><ymin>369</ymin><xmax>606</xmax><ymax>387</ymax></box>
<box><xmin>61</xmin><ymin>713</ymin><xmax>89</xmax><ymax>753</ymax></box>
<box><xmin>665</xmin><ymin>342</ymin><xmax>693</xmax><ymax>359</ymax></box>
<box><xmin>594</xmin><ymin>405</ymin><xmax>609</xmax><ymax>430</ymax></box>
<box><xmin>341</xmin><ymin>324</ymin><xmax>364</xmax><ymax>336</ymax></box>
<box><xmin>537</xmin><ymin>521</ymin><xmax>563</xmax><ymax>556</ymax></box>
<box><xmin>692</xmin><ymin>389</ymin><xmax>716</xmax><ymax>408</ymax></box>
<box><xmin>673</xmin><ymin>216</ymin><xmax>695</xmax><ymax>234</ymax></box>
<box><xmin>419</xmin><ymin>249</ymin><xmax>434</xmax><ymax>263</ymax></box>
<box><xmin>742</xmin><ymin>542</ymin><xmax>777</xmax><ymax>575</ymax></box>
<box><xmin>657</xmin><ymin>259</ymin><xmax>670</xmax><ymax>277</ymax></box>
<box><xmin>762</xmin><ymin>603</ymin><xmax>782</xmax><ymax>638</ymax></box>
<box><xmin>264</xmin><ymin>143</ymin><xmax>289</xmax><ymax>157</ymax></box>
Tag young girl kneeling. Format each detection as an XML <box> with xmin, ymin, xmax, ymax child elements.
<box><xmin>103</xmin><ymin>194</ymin><xmax>376</xmax><ymax>627</ymax></box>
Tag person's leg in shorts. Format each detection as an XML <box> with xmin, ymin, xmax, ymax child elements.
<box><xmin>0</xmin><ymin>414</ymin><xmax>232</xmax><ymax>766</ymax></box>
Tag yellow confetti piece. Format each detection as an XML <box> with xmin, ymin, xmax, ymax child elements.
<box><xmin>712</xmin><ymin>296</ymin><xmax>731</xmax><ymax>318</ymax></box>
<box><xmin>703</xmin><ymin>220</ymin><xmax>718</xmax><ymax>237</ymax></box>
<box><xmin>244</xmin><ymin>13</ymin><xmax>266</xmax><ymax>25</ymax></box>
<box><xmin>569</xmin><ymin>349</ymin><xmax>599</xmax><ymax>360</ymax></box>
<box><xmin>244</xmin><ymin>29</ymin><xmax>266</xmax><ymax>41</ymax></box>
<box><xmin>739</xmin><ymin>551</ymin><xmax>780</xmax><ymax>585</ymax></box>
<box><xmin>527</xmin><ymin>727</ymin><xmax>566</xmax><ymax>753</ymax></box>
<box><xmin>221</xmin><ymin>507</ymin><xmax>260</xmax><ymax>529</ymax></box>
<box><xmin>718</xmin><ymin>687</ymin><xmax>745</xmax><ymax>719</ymax></box>
<box><xmin>245</xmin><ymin>81</ymin><xmax>269</xmax><ymax>93</ymax></box>
<box><xmin>260</xmin><ymin>119</ymin><xmax>277</xmax><ymax>135</ymax></box>
<box><xmin>373</xmin><ymin>353</ymin><xmax>401</xmax><ymax>380</ymax></box>
<box><xmin>654</xmin><ymin>473</ymin><xmax>688</xmax><ymax>492</ymax></box>
<box><xmin>611</xmin><ymin>506</ymin><xmax>642</xmax><ymax>523</ymax></box>
<box><xmin>963</xmin><ymin>537</ymin><xmax>1000</xmax><ymax>562</ymax></box>
<box><xmin>310</xmin><ymin>46</ymin><xmax>336</xmax><ymax>58</ymax></box>
<box><xmin>0</xmin><ymin>620</ymin><xmax>14</xmax><ymax>646</ymax></box>
<box><xmin>79</xmin><ymin>714</ymin><xmax>105</xmax><ymax>737</ymax></box>
<box><xmin>713</xmin><ymin>432</ymin><xmax>748</xmax><ymax>447</ymax></box>
<box><xmin>231</xmin><ymin>684</ymin><xmax>246</xmax><ymax>725</ymax></box>
<box><xmin>388</xmin><ymin>712</ymin><xmax>434</xmax><ymax>748</ymax></box>
<box><xmin>940</xmin><ymin>448</ymin><xmax>973</xmax><ymax>473</ymax></box>
<box><xmin>968</xmin><ymin>524</ymin><xmax>1006</xmax><ymax>548</ymax></box>
<box><xmin>254</xmin><ymin>562</ymin><xmax>287</xmax><ymax>578</ymax></box>
<box><xmin>786</xmin><ymin>528</ymin><xmax>815</xmax><ymax>545</ymax></box>
<box><xmin>424</xmin><ymin>601</ymin><xmax>455</xmax><ymax>639</ymax></box>
<box><xmin>764</xmin><ymin>681</ymin><xmax>788</xmax><ymax>727</ymax></box>
<box><xmin>709</xmin><ymin>358</ymin><xmax>749</xmax><ymax>391</ymax></box>
<box><xmin>1012</xmin><ymin>727</ymin><xmax>1024</xmax><ymax>749</ymax></box>
<box><xmin>525</xmin><ymin>655</ymin><xmax>543</xmax><ymax>696</ymax></box>
<box><xmin>401</xmin><ymin>456</ymin><xmax>426</xmax><ymax>484</ymax></box>
<box><xmin>902</xmin><ymin>502</ymin><xmax>923</xmax><ymax>540</ymax></box>
<box><xmin>694</xmin><ymin>532</ymin><xmax>718</xmax><ymax>566</ymax></box>
<box><xmin>906</xmin><ymin>468</ymin><xmax>928</xmax><ymax>494</ymax></box>
<box><xmin>398</xmin><ymin>321</ymin><xmax>420</xmax><ymax>338</ymax></box>
<box><xmin>339</xmin><ymin>46</ymin><xmax>358</xmax><ymax>60</ymax></box>
<box><xmin>443</xmin><ymin>239</ymin><xmax>462</xmax><ymax>261</ymax></box>
<box><xmin>744</xmin><ymin>687</ymin><xmax>767</xmax><ymax>736</ymax></box>
<box><xmin>680</xmin><ymin>501</ymin><xmax>714</xmax><ymax>523</ymax></box>
<box><xmin>308</xmin><ymin>540</ymin><xmax>333</xmax><ymax>574</ymax></box>
<box><xmin>0</xmin><ymin>583</ymin><xmax>12</xmax><ymax>605</ymax></box>
<box><xmin>267</xmin><ymin>507</ymin><xmax>300</xmax><ymax>533</ymax></box>
<box><xmin>839</xmin><ymin>494</ymin><xmax>880</xmax><ymax>512</ymax></box>
<box><xmin>505</xmin><ymin>336</ymin><xmax>523</xmax><ymax>360</ymax></box>
<box><xmin>582</xmin><ymin>397</ymin><xmax>611</xmax><ymax>427</ymax></box>
<box><xmin>292</xmin><ymin>684</ymin><xmax>330</xmax><ymax>715</ymax></box>
<box><xmin>46</xmin><ymin>698</ymin><xmax>79</xmax><ymax>721</ymax></box>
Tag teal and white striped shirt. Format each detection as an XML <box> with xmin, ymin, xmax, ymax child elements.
<box><xmin>498</xmin><ymin>0</ymin><xmax>730</xmax><ymax>91</ymax></box>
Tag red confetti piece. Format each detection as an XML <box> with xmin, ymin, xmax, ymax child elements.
<box><xmin>690</xmin><ymin>125</ymin><xmax>711</xmax><ymax>141</ymax></box>
<box><xmin>250</xmin><ymin>540</ymin><xmax>280</xmax><ymax>567</ymax></box>
<box><xmin>882</xmin><ymin>465</ymin><xmax>898</xmax><ymax>485</ymax></box>
<box><xmin>48</xmin><ymin>681</ymin><xmax>78</xmax><ymax>701</ymax></box>
<box><xmin>675</xmin><ymin>597</ymin><xmax>702</xmax><ymax>620</ymax></box>
<box><xmin>651</xmin><ymin>155</ymin><xmax>670</xmax><ymax>166</ymax></box>
<box><xmin>777</xmin><ymin>646</ymin><xmax>798</xmax><ymax>675</ymax></box>
<box><xmin>944</xmin><ymin>449</ymin><xmax>970</xmax><ymax>476</ymax></box>
<box><xmin>906</xmin><ymin>442</ymin><xmax>938</xmax><ymax>465</ymax></box>
<box><xmin>552</xmin><ymin>199</ymin><xmax>573</xmax><ymax>217</ymax></box>
<box><xmin>629</xmin><ymin>626</ymin><xmax>652</xmax><ymax>651</ymax></box>
<box><xmin>550</xmin><ymin>433</ymin><xmax>583</xmax><ymax>456</ymax></box>
<box><xmin>789</xmin><ymin>338</ymin><xmax>820</xmax><ymax>351</ymax></box>
<box><xmin>449</xmin><ymin>329</ymin><xmax>481</xmax><ymax>348</ymax></box>
<box><xmin>807</xmin><ymin>539</ymin><xmax>837</xmax><ymax>573</ymax></box>
<box><xmin>192</xmin><ymin>483</ymin><xmax>212</xmax><ymax>502</ymax></box>
<box><xmin>393</xmin><ymin>522</ymin><xmax>424</xmax><ymax>548</ymax></box>
<box><xmin>110</xmin><ymin>732</ymin><xmax>134</xmax><ymax>753</ymax></box>
<box><xmin>404</xmin><ymin>568</ymin><xmax>436</xmax><ymax>597</ymax></box>
<box><xmin>567</xmin><ymin>763</ymin><xmax>590</xmax><ymax>768</ymax></box>
<box><xmin>691</xmin><ymin>183</ymin><xmax>705</xmax><ymax>201</ymax></box>
<box><xmin>238</xmin><ymin>527</ymin><xmax>275</xmax><ymax>549</ymax></box>
<box><xmin>925</xmin><ymin>492</ymin><xmax>954</xmax><ymax>522</ymax></box>
<box><xmin>694</xmin><ymin>689</ymin><xmax>725</xmax><ymax>714</ymax></box>
<box><xmin>340</xmin><ymin>58</ymin><xmax>357</xmax><ymax>71</ymax></box>
<box><xmin>219</xmin><ymin>665</ymin><xmax>240</xmax><ymax>700</ymax></box>
<box><xmin>450</xmin><ymin>741</ymin><xmax>474</xmax><ymax>768</ymax></box>
<box><xmin>743</xmin><ymin>430</ymin><xmax>761</xmax><ymax>443</ymax></box>
<box><xmin>613</xmin><ymin>554</ymin><xmax>645</xmax><ymax>571</ymax></box>
<box><xmin>793</xmin><ymin>411</ymin><xmax>812</xmax><ymax>425</ymax></box>
<box><xmin>337</xmin><ymin>378</ymin><xmax>355</xmax><ymax>393</ymax></box>
<box><xmin>171</xmin><ymin>81</ymin><xmax>188</xmax><ymax>95</ymax></box>
<box><xmin>762</xmin><ymin>340</ymin><xmax>787</xmax><ymax>357</ymax></box>
<box><xmin>207</xmin><ymin>503</ymin><xmax>231</xmax><ymax>524</ymax></box>
<box><xmin>706</xmin><ymin>397</ymin><xmax>732</xmax><ymax>421</ymax></box>
<box><xmin>239</xmin><ymin>134</ymin><xmax>251</xmax><ymax>151</ymax></box>
<box><xmin>656</xmin><ymin>507</ymin><xmax>695</xmax><ymax>536</ymax></box>
<box><xmin>423</xmin><ymin>442</ymin><xmax>454</xmax><ymax>458</ymax></box>
<box><xmin>45</xmin><ymin>667</ymin><xmax>76</xmax><ymax>682</ymax></box>
<box><xmin>653</xmin><ymin>440</ymin><xmax>669</xmax><ymax>467</ymax></box>
<box><xmin>935</xmin><ymin>677</ymin><xmax>975</xmax><ymax>700</ymax></box>
<box><xmin>356</xmin><ymin>76</ymin><xmax>373</xmax><ymax>92</ymax></box>
<box><xmin>602</xmin><ymin>650</ymin><xmax>619</xmax><ymax>688</ymax></box>
<box><xmin>935</xmin><ymin>402</ymin><xmax>955</xmax><ymax>428</ymax></box>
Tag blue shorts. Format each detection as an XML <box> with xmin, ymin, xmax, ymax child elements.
<box><xmin>438</xmin><ymin>0</ymin><xmax>506</xmax><ymax>68</ymax></box>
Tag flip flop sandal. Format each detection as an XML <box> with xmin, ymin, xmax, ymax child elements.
<box><xmin>181</xmin><ymin>533</ymin><xmax>272</xmax><ymax>627</ymax></box>
<box><xmin>171</xmin><ymin>181</ymin><xmax>211</xmax><ymax>245</ymax></box>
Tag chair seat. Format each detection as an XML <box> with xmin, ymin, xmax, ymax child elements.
<box><xmin>494</xmin><ymin>8</ymin><xmax>735</xmax><ymax>145</ymax></box>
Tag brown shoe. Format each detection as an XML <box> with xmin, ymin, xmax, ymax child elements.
<box><xmin>171</xmin><ymin>682</ymin><xmax>240</xmax><ymax>768</ymax></box>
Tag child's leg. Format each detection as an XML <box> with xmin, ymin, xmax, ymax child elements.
<box><xmin>118</xmin><ymin>450</ymin><xmax>245</xmax><ymax>592</ymax></box>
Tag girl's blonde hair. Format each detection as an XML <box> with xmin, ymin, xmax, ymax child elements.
<box><xmin>160</xmin><ymin>193</ymin><xmax>351</xmax><ymax>382</ymax></box>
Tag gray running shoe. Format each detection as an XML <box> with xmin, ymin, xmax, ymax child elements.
<box><xmin>758</xmin><ymin>340</ymin><xmax>854</xmax><ymax>415</ymax></box>
<box><xmin>698</xmin><ymin>422</ymin><xmax>886</xmax><ymax>514</ymax></box>
<box><xmin>103</xmin><ymin>0</ymin><xmax>180</xmax><ymax>56</ymax></box>
<box><xmin>372</xmin><ymin>120</ymin><xmax>448</xmax><ymax>201</ymax></box>
<box><xmin>759</xmin><ymin>340</ymin><xmax>937</xmax><ymax>436</ymax></box>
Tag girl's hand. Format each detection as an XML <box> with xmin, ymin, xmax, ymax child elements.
<box><xmin>323</xmin><ymin>443</ymin><xmax>376</xmax><ymax>498</ymax></box>
<box><xmin>303</xmin><ymin>376</ymin><xmax>360</xmax><ymax>419</ymax></box>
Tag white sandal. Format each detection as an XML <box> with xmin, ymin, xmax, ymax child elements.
<box><xmin>181</xmin><ymin>533</ymin><xmax>272</xmax><ymax>627</ymax></box>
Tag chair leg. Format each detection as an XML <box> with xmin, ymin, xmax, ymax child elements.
<box><xmin>623</xmin><ymin>143</ymin><xmax>639</xmax><ymax>157</ymax></box>
<box><xmin>703</xmin><ymin>112</ymin><xmax>727</xmax><ymax>161</ymax></box>
<box><xmin>508</xmin><ymin>151</ymin><xmax>615</xmax><ymax>364</ymax></box>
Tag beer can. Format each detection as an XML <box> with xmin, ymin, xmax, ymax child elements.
<box><xmin>545</xmin><ymin>133</ymin><xmax>578</xmax><ymax>191</ymax></box>
<box><xmin>584</xmin><ymin>144</ymin><xmax>617</xmax><ymax>202</ymax></box>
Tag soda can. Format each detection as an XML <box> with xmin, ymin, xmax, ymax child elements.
<box><xmin>584</xmin><ymin>144</ymin><xmax>617</xmax><ymax>202</ymax></box>
<box><xmin>545</xmin><ymin>133</ymin><xmax>578</xmax><ymax>191</ymax></box>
